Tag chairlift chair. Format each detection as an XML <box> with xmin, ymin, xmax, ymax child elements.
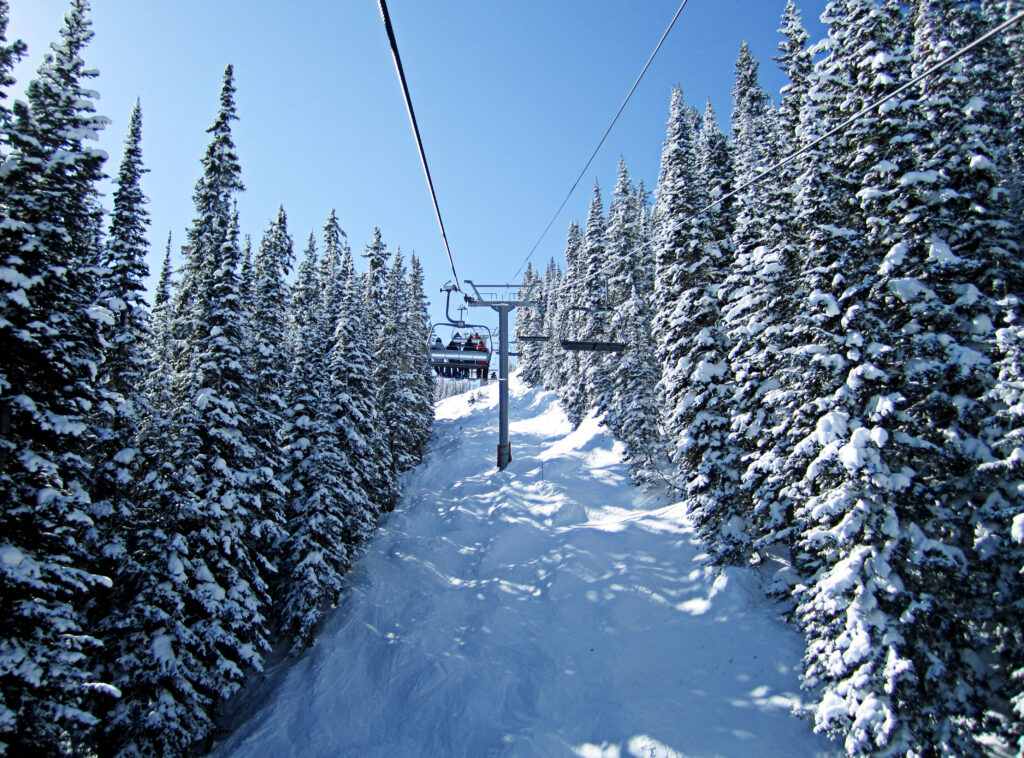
<box><xmin>426</xmin><ymin>283</ymin><xmax>494</xmax><ymax>381</ymax></box>
<box><xmin>559</xmin><ymin>305</ymin><xmax>626</xmax><ymax>353</ymax></box>
<box><xmin>427</xmin><ymin>325</ymin><xmax>493</xmax><ymax>380</ymax></box>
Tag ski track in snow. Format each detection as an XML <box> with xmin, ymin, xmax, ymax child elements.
<box><xmin>212</xmin><ymin>377</ymin><xmax>836</xmax><ymax>758</ymax></box>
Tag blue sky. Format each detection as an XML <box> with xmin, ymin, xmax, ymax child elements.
<box><xmin>9</xmin><ymin>0</ymin><xmax>828</xmax><ymax>327</ymax></box>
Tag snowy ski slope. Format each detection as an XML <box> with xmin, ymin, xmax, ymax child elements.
<box><xmin>213</xmin><ymin>377</ymin><xmax>836</xmax><ymax>757</ymax></box>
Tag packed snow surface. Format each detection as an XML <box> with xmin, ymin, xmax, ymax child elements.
<box><xmin>214</xmin><ymin>377</ymin><xmax>835</xmax><ymax>758</ymax></box>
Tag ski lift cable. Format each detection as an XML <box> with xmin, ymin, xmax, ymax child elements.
<box><xmin>575</xmin><ymin>7</ymin><xmax>1024</xmax><ymax>289</ymax></box>
<box><xmin>509</xmin><ymin>0</ymin><xmax>691</xmax><ymax>283</ymax></box>
<box><xmin>379</xmin><ymin>0</ymin><xmax>462</xmax><ymax>291</ymax></box>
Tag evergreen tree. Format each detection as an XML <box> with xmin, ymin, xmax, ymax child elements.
<box><xmin>607</xmin><ymin>285</ymin><xmax>662</xmax><ymax>486</ymax></box>
<box><xmin>515</xmin><ymin>262</ymin><xmax>543</xmax><ymax>386</ymax></box>
<box><xmin>249</xmin><ymin>206</ymin><xmax>294</xmax><ymax>585</ymax></box>
<box><xmin>238</xmin><ymin>232</ymin><xmax>254</xmax><ymax>322</ymax></box>
<box><xmin>0</xmin><ymin>0</ymin><xmax>23</xmax><ymax>139</ymax></box>
<box><xmin>702</xmin><ymin>42</ymin><xmax>794</xmax><ymax>563</ymax></box>
<box><xmin>650</xmin><ymin>86</ymin><xmax>735</xmax><ymax>548</ymax></box>
<box><xmin>405</xmin><ymin>254</ymin><xmax>435</xmax><ymax>460</ymax></box>
<box><xmin>577</xmin><ymin>181</ymin><xmax>609</xmax><ymax>414</ymax></box>
<box><xmin>326</xmin><ymin>246</ymin><xmax>382</xmax><ymax>533</ymax></box>
<box><xmin>375</xmin><ymin>250</ymin><xmax>422</xmax><ymax>478</ymax></box>
<box><xmin>0</xmin><ymin>2</ymin><xmax>114</xmax><ymax>750</ymax></box>
<box><xmin>85</xmin><ymin>100</ymin><xmax>156</xmax><ymax>752</ymax></box>
<box><xmin>362</xmin><ymin>225</ymin><xmax>390</xmax><ymax>335</ymax></box>
<box><xmin>91</xmin><ymin>100</ymin><xmax>150</xmax><ymax>527</ymax></box>
<box><xmin>153</xmin><ymin>65</ymin><xmax>278</xmax><ymax>744</ymax></box>
<box><xmin>694</xmin><ymin>99</ymin><xmax>733</xmax><ymax>248</ymax></box>
<box><xmin>555</xmin><ymin>223</ymin><xmax>585</xmax><ymax>406</ymax></box>
<box><xmin>282</xmin><ymin>231</ymin><xmax>322</xmax><ymax>485</ymax></box>
<box><xmin>594</xmin><ymin>158</ymin><xmax>658</xmax><ymax>481</ymax></box>
<box><xmin>538</xmin><ymin>258</ymin><xmax>564</xmax><ymax>391</ymax></box>
<box><xmin>980</xmin><ymin>306</ymin><xmax>1024</xmax><ymax>750</ymax></box>
<box><xmin>278</xmin><ymin>237</ymin><xmax>372</xmax><ymax>649</ymax></box>
<box><xmin>319</xmin><ymin>208</ymin><xmax>347</xmax><ymax>335</ymax></box>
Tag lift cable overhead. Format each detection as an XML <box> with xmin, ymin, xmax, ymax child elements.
<box><xmin>378</xmin><ymin>0</ymin><xmax>462</xmax><ymax>291</ymax></box>
<box><xmin>510</xmin><ymin>0</ymin><xmax>691</xmax><ymax>283</ymax></box>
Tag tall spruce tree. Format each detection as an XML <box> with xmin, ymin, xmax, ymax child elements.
<box><xmin>538</xmin><ymin>258</ymin><xmax>564</xmax><ymax>391</ymax></box>
<box><xmin>155</xmin><ymin>65</ymin><xmax>278</xmax><ymax>736</ymax></box>
<box><xmin>405</xmin><ymin>254</ymin><xmax>435</xmax><ymax>460</ymax></box>
<box><xmin>556</xmin><ymin>222</ymin><xmax>586</xmax><ymax>423</ymax></box>
<box><xmin>578</xmin><ymin>182</ymin><xmax>609</xmax><ymax>414</ymax></box>
<box><xmin>248</xmin><ymin>206</ymin><xmax>293</xmax><ymax>592</ymax></box>
<box><xmin>90</xmin><ymin>100</ymin><xmax>150</xmax><ymax>531</ymax></box>
<box><xmin>376</xmin><ymin>250</ymin><xmax>424</xmax><ymax>477</ymax></box>
<box><xmin>327</xmin><ymin>245</ymin><xmax>383</xmax><ymax>533</ymax></box>
<box><xmin>650</xmin><ymin>86</ymin><xmax>735</xmax><ymax>543</ymax></box>
<box><xmin>85</xmin><ymin>100</ymin><xmax>157</xmax><ymax>753</ymax></box>
<box><xmin>0</xmin><ymin>2</ymin><xmax>114</xmax><ymax>751</ymax></box>
<box><xmin>278</xmin><ymin>236</ymin><xmax>371</xmax><ymax>650</ymax></box>
<box><xmin>515</xmin><ymin>262</ymin><xmax>543</xmax><ymax>386</ymax></box>
<box><xmin>694</xmin><ymin>99</ymin><xmax>733</xmax><ymax>249</ymax></box>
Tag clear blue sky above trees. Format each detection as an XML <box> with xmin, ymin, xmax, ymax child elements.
<box><xmin>10</xmin><ymin>0</ymin><xmax>827</xmax><ymax>326</ymax></box>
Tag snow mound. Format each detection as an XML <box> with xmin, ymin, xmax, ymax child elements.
<box><xmin>213</xmin><ymin>377</ymin><xmax>835</xmax><ymax>758</ymax></box>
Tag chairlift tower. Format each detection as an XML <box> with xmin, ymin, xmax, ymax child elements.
<box><xmin>463</xmin><ymin>279</ymin><xmax>538</xmax><ymax>470</ymax></box>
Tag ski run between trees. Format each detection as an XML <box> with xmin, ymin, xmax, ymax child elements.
<box><xmin>4</xmin><ymin>0</ymin><xmax>1024</xmax><ymax>755</ymax></box>
<box><xmin>213</xmin><ymin>377</ymin><xmax>835</xmax><ymax>758</ymax></box>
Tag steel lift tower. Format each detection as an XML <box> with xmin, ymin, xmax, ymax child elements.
<box><xmin>463</xmin><ymin>280</ymin><xmax>538</xmax><ymax>470</ymax></box>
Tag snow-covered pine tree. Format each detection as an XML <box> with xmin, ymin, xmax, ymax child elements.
<box><xmin>141</xmin><ymin>233</ymin><xmax>176</xmax><ymax>449</ymax></box>
<box><xmin>248</xmin><ymin>205</ymin><xmax>294</xmax><ymax>593</ymax></box>
<box><xmin>865</xmin><ymin>2</ymin><xmax>1022</xmax><ymax>748</ymax></box>
<box><xmin>772</xmin><ymin>0</ymin><xmax>813</xmax><ymax>256</ymax></box>
<box><xmin>319</xmin><ymin>208</ymin><xmax>346</xmax><ymax>332</ymax></box>
<box><xmin>652</xmin><ymin>86</ymin><xmax>702</xmax><ymax>431</ymax></box>
<box><xmin>515</xmin><ymin>262</ymin><xmax>543</xmax><ymax>387</ymax></box>
<box><xmin>706</xmin><ymin>42</ymin><xmax>794</xmax><ymax>563</ymax></box>
<box><xmin>538</xmin><ymin>257</ymin><xmax>563</xmax><ymax>391</ymax></box>
<box><xmin>577</xmin><ymin>181</ymin><xmax>609</xmax><ymax>414</ymax></box>
<box><xmin>0</xmin><ymin>2</ymin><xmax>115</xmax><ymax>750</ymax></box>
<box><xmin>980</xmin><ymin>303</ymin><xmax>1024</xmax><ymax>750</ymax></box>
<box><xmin>405</xmin><ymin>254</ymin><xmax>435</xmax><ymax>461</ymax></box>
<box><xmin>281</xmin><ymin>230</ymin><xmax>321</xmax><ymax>512</ymax></box>
<box><xmin>326</xmin><ymin>244</ymin><xmax>382</xmax><ymax>536</ymax></box>
<box><xmin>556</xmin><ymin>221</ymin><xmax>586</xmax><ymax>423</ymax></box>
<box><xmin>149</xmin><ymin>233</ymin><xmax>174</xmax><ymax>361</ymax></box>
<box><xmin>727</xmin><ymin>41</ymin><xmax>775</xmax><ymax>259</ymax></box>
<box><xmin>89</xmin><ymin>99</ymin><xmax>150</xmax><ymax>532</ymax></box>
<box><xmin>603</xmin><ymin>157</ymin><xmax>645</xmax><ymax>320</ymax></box>
<box><xmin>157</xmin><ymin>64</ymin><xmax>279</xmax><ymax>731</ymax></box>
<box><xmin>362</xmin><ymin>225</ymin><xmax>390</xmax><ymax>335</ymax></box>
<box><xmin>238</xmin><ymin>232</ymin><xmax>254</xmax><ymax>322</ymax></box>
<box><xmin>278</xmin><ymin>234</ymin><xmax>375</xmax><ymax>650</ymax></box>
<box><xmin>767</xmin><ymin>0</ymin><xmax>884</xmax><ymax>566</ymax></box>
<box><xmin>631</xmin><ymin>179</ymin><xmax>654</xmax><ymax>302</ymax></box>
<box><xmin>82</xmin><ymin>99</ymin><xmax>158</xmax><ymax>752</ymax></box>
<box><xmin>592</xmin><ymin>158</ymin><xmax>659</xmax><ymax>482</ymax></box>
<box><xmin>0</xmin><ymin>0</ymin><xmax>21</xmax><ymax>116</ymax></box>
<box><xmin>975</xmin><ymin>13</ymin><xmax>1024</xmax><ymax>732</ymax></box>
<box><xmin>322</xmin><ymin>232</ymin><xmax>390</xmax><ymax>516</ymax></box>
<box><xmin>591</xmin><ymin>158</ymin><xmax>645</xmax><ymax>418</ymax></box>
<box><xmin>774</xmin><ymin>4</ymin><xmax>919</xmax><ymax>754</ymax></box>
<box><xmin>608</xmin><ymin>285</ymin><xmax>662</xmax><ymax>487</ymax></box>
<box><xmin>694</xmin><ymin>99</ymin><xmax>733</xmax><ymax>250</ymax></box>
<box><xmin>650</xmin><ymin>86</ymin><xmax>736</xmax><ymax>549</ymax></box>
<box><xmin>375</xmin><ymin>250</ymin><xmax>423</xmax><ymax>478</ymax></box>
<box><xmin>787</xmin><ymin>2</ymin><xmax>1023</xmax><ymax>753</ymax></box>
